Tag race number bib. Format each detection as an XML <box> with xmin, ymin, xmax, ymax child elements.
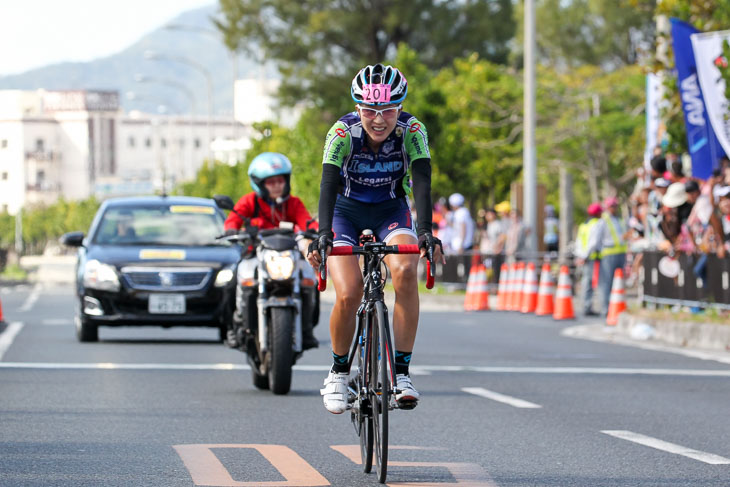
<box><xmin>363</xmin><ymin>84</ymin><xmax>391</xmax><ymax>103</ymax></box>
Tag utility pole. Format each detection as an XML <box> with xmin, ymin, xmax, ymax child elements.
<box><xmin>523</xmin><ymin>0</ymin><xmax>538</xmax><ymax>256</ymax></box>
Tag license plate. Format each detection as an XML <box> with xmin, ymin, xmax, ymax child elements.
<box><xmin>148</xmin><ymin>294</ymin><xmax>186</xmax><ymax>314</ymax></box>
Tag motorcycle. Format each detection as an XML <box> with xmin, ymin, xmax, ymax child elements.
<box><xmin>214</xmin><ymin>195</ymin><xmax>319</xmax><ymax>395</ymax></box>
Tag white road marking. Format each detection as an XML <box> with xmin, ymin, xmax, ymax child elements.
<box><xmin>602</xmin><ymin>430</ymin><xmax>730</xmax><ymax>465</ymax></box>
<box><xmin>17</xmin><ymin>283</ymin><xmax>42</xmax><ymax>312</ymax></box>
<box><xmin>0</xmin><ymin>322</ymin><xmax>25</xmax><ymax>361</ymax></box>
<box><xmin>462</xmin><ymin>386</ymin><xmax>542</xmax><ymax>408</ymax></box>
<box><xmin>0</xmin><ymin>363</ymin><xmax>729</xmax><ymax>378</ymax></box>
<box><xmin>41</xmin><ymin>319</ymin><xmax>73</xmax><ymax>326</ymax></box>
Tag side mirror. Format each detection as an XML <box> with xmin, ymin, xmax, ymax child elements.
<box><xmin>213</xmin><ymin>195</ymin><xmax>234</xmax><ymax>210</ymax></box>
<box><xmin>60</xmin><ymin>231</ymin><xmax>85</xmax><ymax>247</ymax></box>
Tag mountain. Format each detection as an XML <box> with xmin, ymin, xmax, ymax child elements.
<box><xmin>0</xmin><ymin>4</ymin><xmax>276</xmax><ymax>116</ymax></box>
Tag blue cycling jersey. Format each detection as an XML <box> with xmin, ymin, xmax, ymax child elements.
<box><xmin>321</xmin><ymin>111</ymin><xmax>430</xmax><ymax>204</ymax></box>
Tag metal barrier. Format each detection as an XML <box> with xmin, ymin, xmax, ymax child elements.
<box><xmin>640</xmin><ymin>251</ymin><xmax>730</xmax><ymax>310</ymax></box>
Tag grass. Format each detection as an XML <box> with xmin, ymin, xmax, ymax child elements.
<box><xmin>630</xmin><ymin>305</ymin><xmax>730</xmax><ymax>325</ymax></box>
<box><xmin>0</xmin><ymin>264</ymin><xmax>28</xmax><ymax>281</ymax></box>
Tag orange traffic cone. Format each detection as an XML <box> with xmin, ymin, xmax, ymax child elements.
<box><xmin>535</xmin><ymin>263</ymin><xmax>555</xmax><ymax>316</ymax></box>
<box><xmin>552</xmin><ymin>265</ymin><xmax>575</xmax><ymax>320</ymax></box>
<box><xmin>504</xmin><ymin>263</ymin><xmax>515</xmax><ymax>311</ymax></box>
<box><xmin>463</xmin><ymin>261</ymin><xmax>480</xmax><ymax>310</ymax></box>
<box><xmin>510</xmin><ymin>262</ymin><xmax>525</xmax><ymax>311</ymax></box>
<box><xmin>0</xmin><ymin>297</ymin><xmax>4</xmax><ymax>324</ymax></box>
<box><xmin>496</xmin><ymin>263</ymin><xmax>508</xmax><ymax>311</ymax></box>
<box><xmin>520</xmin><ymin>262</ymin><xmax>539</xmax><ymax>313</ymax></box>
<box><xmin>606</xmin><ymin>268</ymin><xmax>627</xmax><ymax>326</ymax></box>
<box><xmin>465</xmin><ymin>265</ymin><xmax>489</xmax><ymax>311</ymax></box>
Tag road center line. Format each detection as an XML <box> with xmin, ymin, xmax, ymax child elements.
<box><xmin>0</xmin><ymin>322</ymin><xmax>25</xmax><ymax>361</ymax></box>
<box><xmin>18</xmin><ymin>283</ymin><xmax>42</xmax><ymax>312</ymax></box>
<box><xmin>601</xmin><ymin>430</ymin><xmax>730</xmax><ymax>465</ymax></box>
<box><xmin>462</xmin><ymin>387</ymin><xmax>542</xmax><ymax>408</ymax></box>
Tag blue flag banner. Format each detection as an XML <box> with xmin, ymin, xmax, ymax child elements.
<box><xmin>671</xmin><ymin>18</ymin><xmax>726</xmax><ymax>180</ymax></box>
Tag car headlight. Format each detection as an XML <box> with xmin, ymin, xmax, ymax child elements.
<box><xmin>214</xmin><ymin>266</ymin><xmax>235</xmax><ymax>287</ymax></box>
<box><xmin>83</xmin><ymin>259</ymin><xmax>120</xmax><ymax>292</ymax></box>
<box><xmin>262</xmin><ymin>250</ymin><xmax>295</xmax><ymax>280</ymax></box>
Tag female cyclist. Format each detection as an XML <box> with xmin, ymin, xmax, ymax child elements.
<box><xmin>306</xmin><ymin>63</ymin><xmax>444</xmax><ymax>414</ymax></box>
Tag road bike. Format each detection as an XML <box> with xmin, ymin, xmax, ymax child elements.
<box><xmin>317</xmin><ymin>230</ymin><xmax>434</xmax><ymax>483</ymax></box>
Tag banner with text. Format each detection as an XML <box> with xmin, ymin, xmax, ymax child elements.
<box><xmin>691</xmin><ymin>29</ymin><xmax>730</xmax><ymax>159</ymax></box>
<box><xmin>671</xmin><ymin>18</ymin><xmax>726</xmax><ymax>180</ymax></box>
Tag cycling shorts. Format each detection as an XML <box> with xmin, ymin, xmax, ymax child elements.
<box><xmin>332</xmin><ymin>195</ymin><xmax>416</xmax><ymax>246</ymax></box>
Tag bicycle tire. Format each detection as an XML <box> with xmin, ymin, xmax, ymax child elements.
<box><xmin>371</xmin><ymin>301</ymin><xmax>390</xmax><ymax>483</ymax></box>
<box><xmin>357</xmin><ymin>312</ymin><xmax>374</xmax><ymax>473</ymax></box>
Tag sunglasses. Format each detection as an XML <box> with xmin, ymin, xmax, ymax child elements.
<box><xmin>357</xmin><ymin>104</ymin><xmax>402</xmax><ymax>120</ymax></box>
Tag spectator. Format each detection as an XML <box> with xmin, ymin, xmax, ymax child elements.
<box><xmin>574</xmin><ymin>202</ymin><xmax>603</xmax><ymax>316</ymax></box>
<box><xmin>669</xmin><ymin>159</ymin><xmax>686</xmax><ymax>184</ymax></box>
<box><xmin>478</xmin><ymin>207</ymin><xmax>506</xmax><ymax>282</ymax></box>
<box><xmin>448</xmin><ymin>193</ymin><xmax>474</xmax><ymax>254</ymax></box>
<box><xmin>505</xmin><ymin>208</ymin><xmax>530</xmax><ymax>261</ymax></box>
<box><xmin>649</xmin><ymin>155</ymin><xmax>667</xmax><ymax>180</ymax></box>
<box><xmin>658</xmin><ymin>182</ymin><xmax>694</xmax><ymax>253</ymax></box>
<box><xmin>543</xmin><ymin>204</ymin><xmax>559</xmax><ymax>254</ymax></box>
<box><xmin>716</xmin><ymin>186</ymin><xmax>730</xmax><ymax>252</ymax></box>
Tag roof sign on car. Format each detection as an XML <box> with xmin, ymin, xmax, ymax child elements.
<box><xmin>139</xmin><ymin>249</ymin><xmax>186</xmax><ymax>260</ymax></box>
<box><xmin>170</xmin><ymin>205</ymin><xmax>215</xmax><ymax>214</ymax></box>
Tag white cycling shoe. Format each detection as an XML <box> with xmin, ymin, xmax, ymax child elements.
<box><xmin>395</xmin><ymin>374</ymin><xmax>420</xmax><ymax>409</ymax></box>
<box><xmin>320</xmin><ymin>370</ymin><xmax>350</xmax><ymax>414</ymax></box>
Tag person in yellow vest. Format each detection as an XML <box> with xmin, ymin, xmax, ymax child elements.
<box><xmin>574</xmin><ymin>203</ymin><xmax>603</xmax><ymax>316</ymax></box>
<box><xmin>592</xmin><ymin>196</ymin><xmax>628</xmax><ymax>315</ymax></box>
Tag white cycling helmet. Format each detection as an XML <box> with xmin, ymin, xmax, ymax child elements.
<box><xmin>351</xmin><ymin>63</ymin><xmax>408</xmax><ymax>106</ymax></box>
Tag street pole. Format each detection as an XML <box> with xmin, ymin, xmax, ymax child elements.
<box><xmin>15</xmin><ymin>209</ymin><xmax>23</xmax><ymax>255</ymax></box>
<box><xmin>523</xmin><ymin>0</ymin><xmax>538</xmax><ymax>256</ymax></box>
<box><xmin>559</xmin><ymin>166</ymin><xmax>573</xmax><ymax>264</ymax></box>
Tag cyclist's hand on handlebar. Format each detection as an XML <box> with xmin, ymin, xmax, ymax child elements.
<box><xmin>306</xmin><ymin>231</ymin><xmax>333</xmax><ymax>268</ymax></box>
<box><xmin>418</xmin><ymin>232</ymin><xmax>445</xmax><ymax>264</ymax></box>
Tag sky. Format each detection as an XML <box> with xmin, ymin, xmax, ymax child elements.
<box><xmin>0</xmin><ymin>0</ymin><xmax>215</xmax><ymax>76</ymax></box>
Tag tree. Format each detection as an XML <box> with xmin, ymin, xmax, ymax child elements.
<box><xmin>513</xmin><ymin>0</ymin><xmax>656</xmax><ymax>70</ymax></box>
<box><xmin>214</xmin><ymin>0</ymin><xmax>515</xmax><ymax>114</ymax></box>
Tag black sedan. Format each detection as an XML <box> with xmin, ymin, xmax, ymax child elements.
<box><xmin>61</xmin><ymin>196</ymin><xmax>240</xmax><ymax>342</ymax></box>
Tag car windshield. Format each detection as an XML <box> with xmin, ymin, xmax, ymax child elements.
<box><xmin>93</xmin><ymin>204</ymin><xmax>227</xmax><ymax>246</ymax></box>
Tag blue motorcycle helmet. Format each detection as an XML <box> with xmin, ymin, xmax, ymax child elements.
<box><xmin>248</xmin><ymin>152</ymin><xmax>293</xmax><ymax>203</ymax></box>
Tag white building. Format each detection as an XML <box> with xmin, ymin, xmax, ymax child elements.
<box><xmin>0</xmin><ymin>89</ymin><xmax>249</xmax><ymax>214</ymax></box>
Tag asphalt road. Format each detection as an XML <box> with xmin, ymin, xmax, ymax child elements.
<box><xmin>1</xmin><ymin>283</ymin><xmax>730</xmax><ymax>486</ymax></box>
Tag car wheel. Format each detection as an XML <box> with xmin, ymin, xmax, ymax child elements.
<box><xmin>75</xmin><ymin>315</ymin><xmax>99</xmax><ymax>342</ymax></box>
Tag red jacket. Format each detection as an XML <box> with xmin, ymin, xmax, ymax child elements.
<box><xmin>223</xmin><ymin>192</ymin><xmax>317</xmax><ymax>232</ymax></box>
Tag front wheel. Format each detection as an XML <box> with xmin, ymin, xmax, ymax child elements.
<box><xmin>371</xmin><ymin>302</ymin><xmax>391</xmax><ymax>483</ymax></box>
<box><xmin>268</xmin><ymin>307</ymin><xmax>295</xmax><ymax>395</ymax></box>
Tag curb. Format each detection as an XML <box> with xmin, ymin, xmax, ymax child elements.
<box><xmin>615</xmin><ymin>312</ymin><xmax>730</xmax><ymax>352</ymax></box>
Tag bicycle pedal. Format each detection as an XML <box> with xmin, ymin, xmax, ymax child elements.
<box><xmin>396</xmin><ymin>399</ymin><xmax>418</xmax><ymax>410</ymax></box>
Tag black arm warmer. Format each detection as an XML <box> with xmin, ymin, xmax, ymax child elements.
<box><xmin>318</xmin><ymin>163</ymin><xmax>341</xmax><ymax>235</ymax></box>
<box><xmin>411</xmin><ymin>158</ymin><xmax>433</xmax><ymax>236</ymax></box>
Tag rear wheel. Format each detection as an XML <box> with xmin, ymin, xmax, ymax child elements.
<box><xmin>251</xmin><ymin>367</ymin><xmax>270</xmax><ymax>390</ymax></box>
<box><xmin>268</xmin><ymin>307</ymin><xmax>294</xmax><ymax>395</ymax></box>
<box><xmin>75</xmin><ymin>315</ymin><xmax>98</xmax><ymax>343</ymax></box>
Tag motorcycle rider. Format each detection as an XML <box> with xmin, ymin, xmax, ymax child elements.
<box><xmin>224</xmin><ymin>152</ymin><xmax>319</xmax><ymax>350</ymax></box>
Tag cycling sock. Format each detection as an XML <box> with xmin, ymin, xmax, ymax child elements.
<box><xmin>331</xmin><ymin>352</ymin><xmax>349</xmax><ymax>374</ymax></box>
<box><xmin>395</xmin><ymin>350</ymin><xmax>412</xmax><ymax>376</ymax></box>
